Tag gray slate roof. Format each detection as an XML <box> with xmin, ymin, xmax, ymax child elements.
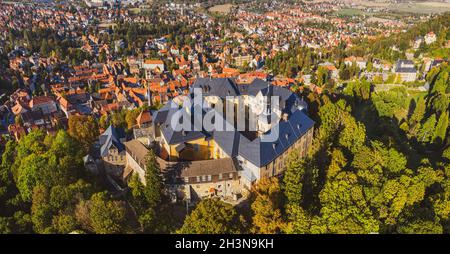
<box><xmin>153</xmin><ymin>78</ymin><xmax>315</xmax><ymax>167</ymax></box>
<box><xmin>213</xmin><ymin>130</ymin><xmax>241</xmax><ymax>157</ymax></box>
<box><xmin>395</xmin><ymin>60</ymin><xmax>417</xmax><ymax>73</ymax></box>
<box><xmin>238</xmin><ymin>109</ymin><xmax>314</xmax><ymax>167</ymax></box>
<box><xmin>99</xmin><ymin>125</ymin><xmax>126</xmax><ymax>157</ymax></box>
<box><xmin>191</xmin><ymin>78</ymin><xmax>240</xmax><ymax>98</ymax></box>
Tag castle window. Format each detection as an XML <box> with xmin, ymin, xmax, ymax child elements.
<box><xmin>193</xmin><ymin>144</ymin><xmax>199</xmax><ymax>152</ymax></box>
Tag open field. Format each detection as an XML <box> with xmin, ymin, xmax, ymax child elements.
<box><xmin>129</xmin><ymin>8</ymin><xmax>141</xmax><ymax>15</ymax></box>
<box><xmin>312</xmin><ymin>0</ymin><xmax>390</xmax><ymax>7</ymax></box>
<box><xmin>208</xmin><ymin>4</ymin><xmax>234</xmax><ymax>14</ymax></box>
<box><xmin>329</xmin><ymin>0</ymin><xmax>450</xmax><ymax>14</ymax></box>
<box><xmin>417</xmin><ymin>1</ymin><xmax>450</xmax><ymax>8</ymax></box>
<box><xmin>374</xmin><ymin>83</ymin><xmax>427</xmax><ymax>93</ymax></box>
<box><xmin>335</xmin><ymin>8</ymin><xmax>374</xmax><ymax>16</ymax></box>
<box><xmin>388</xmin><ymin>2</ymin><xmax>450</xmax><ymax>14</ymax></box>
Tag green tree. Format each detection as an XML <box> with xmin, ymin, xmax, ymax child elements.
<box><xmin>68</xmin><ymin>115</ymin><xmax>99</xmax><ymax>151</ymax></box>
<box><xmin>408</xmin><ymin>96</ymin><xmax>426</xmax><ymax>136</ymax></box>
<box><xmin>326</xmin><ymin>148</ymin><xmax>347</xmax><ymax>179</ymax></box>
<box><xmin>143</xmin><ymin>150</ymin><xmax>163</xmax><ymax>209</ymax></box>
<box><xmin>283</xmin><ymin>152</ymin><xmax>305</xmax><ymax>205</ymax></box>
<box><xmin>31</xmin><ymin>185</ymin><xmax>53</xmax><ymax>233</ymax></box>
<box><xmin>316</xmin><ymin>66</ymin><xmax>329</xmax><ymax>87</ymax></box>
<box><xmin>430</xmin><ymin>70</ymin><xmax>448</xmax><ymax>95</ymax></box>
<box><xmin>338</xmin><ymin>114</ymin><xmax>366</xmax><ymax>153</ymax></box>
<box><xmin>319</xmin><ymin>172</ymin><xmax>379</xmax><ymax>234</ymax></box>
<box><xmin>99</xmin><ymin>48</ymin><xmax>107</xmax><ymax>63</ymax></box>
<box><xmin>418</xmin><ymin>114</ymin><xmax>437</xmax><ymax>143</ymax></box>
<box><xmin>434</xmin><ymin>111</ymin><xmax>448</xmax><ymax>145</ymax></box>
<box><xmin>85</xmin><ymin>192</ymin><xmax>128</xmax><ymax>234</ymax></box>
<box><xmin>40</xmin><ymin>40</ymin><xmax>49</xmax><ymax>56</ymax></box>
<box><xmin>99</xmin><ymin>114</ymin><xmax>110</xmax><ymax>130</ymax></box>
<box><xmin>177</xmin><ymin>198</ymin><xmax>242</xmax><ymax>234</ymax></box>
<box><xmin>0</xmin><ymin>217</ymin><xmax>12</xmax><ymax>234</ymax></box>
<box><xmin>431</xmin><ymin>94</ymin><xmax>448</xmax><ymax>114</ymax></box>
<box><xmin>17</xmin><ymin>154</ymin><xmax>47</xmax><ymax>202</ymax></box>
<box><xmin>52</xmin><ymin>213</ymin><xmax>77</xmax><ymax>234</ymax></box>
<box><xmin>251</xmin><ymin>178</ymin><xmax>284</xmax><ymax>234</ymax></box>
<box><xmin>110</xmin><ymin>110</ymin><xmax>127</xmax><ymax>129</ymax></box>
<box><xmin>443</xmin><ymin>147</ymin><xmax>450</xmax><ymax>161</ymax></box>
<box><xmin>125</xmin><ymin>108</ymin><xmax>142</xmax><ymax>129</ymax></box>
<box><xmin>284</xmin><ymin>204</ymin><xmax>326</xmax><ymax>234</ymax></box>
<box><xmin>397</xmin><ymin>220</ymin><xmax>443</xmax><ymax>234</ymax></box>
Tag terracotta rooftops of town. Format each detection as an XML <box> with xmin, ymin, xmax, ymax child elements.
<box><xmin>145</xmin><ymin>59</ymin><xmax>164</xmax><ymax>65</ymax></box>
<box><xmin>136</xmin><ymin>110</ymin><xmax>152</xmax><ymax>126</ymax></box>
<box><xmin>29</xmin><ymin>96</ymin><xmax>54</xmax><ymax>108</ymax></box>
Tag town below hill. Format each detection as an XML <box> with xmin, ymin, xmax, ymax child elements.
<box><xmin>0</xmin><ymin>0</ymin><xmax>449</xmax><ymax>234</ymax></box>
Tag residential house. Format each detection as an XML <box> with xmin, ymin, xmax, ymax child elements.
<box><xmin>318</xmin><ymin>62</ymin><xmax>339</xmax><ymax>79</ymax></box>
<box><xmin>233</xmin><ymin>54</ymin><xmax>253</xmax><ymax>67</ymax></box>
<box><xmin>178</xmin><ymin>159</ymin><xmax>240</xmax><ymax>200</ymax></box>
<box><xmin>136</xmin><ymin>110</ymin><xmax>152</xmax><ymax>129</ymax></box>
<box><xmin>394</xmin><ymin>60</ymin><xmax>417</xmax><ymax>82</ymax></box>
<box><xmin>29</xmin><ymin>96</ymin><xmax>57</xmax><ymax>115</ymax></box>
<box><xmin>143</xmin><ymin>59</ymin><xmax>165</xmax><ymax>79</ymax></box>
<box><xmin>344</xmin><ymin>56</ymin><xmax>367</xmax><ymax>70</ymax></box>
<box><xmin>425</xmin><ymin>32</ymin><xmax>437</xmax><ymax>45</ymax></box>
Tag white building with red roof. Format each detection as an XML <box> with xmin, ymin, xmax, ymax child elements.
<box><xmin>29</xmin><ymin>96</ymin><xmax>57</xmax><ymax>115</ymax></box>
<box><xmin>425</xmin><ymin>32</ymin><xmax>437</xmax><ymax>45</ymax></box>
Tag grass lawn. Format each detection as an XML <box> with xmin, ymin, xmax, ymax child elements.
<box><xmin>208</xmin><ymin>4</ymin><xmax>234</xmax><ymax>14</ymax></box>
<box><xmin>335</xmin><ymin>8</ymin><xmax>367</xmax><ymax>17</ymax></box>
